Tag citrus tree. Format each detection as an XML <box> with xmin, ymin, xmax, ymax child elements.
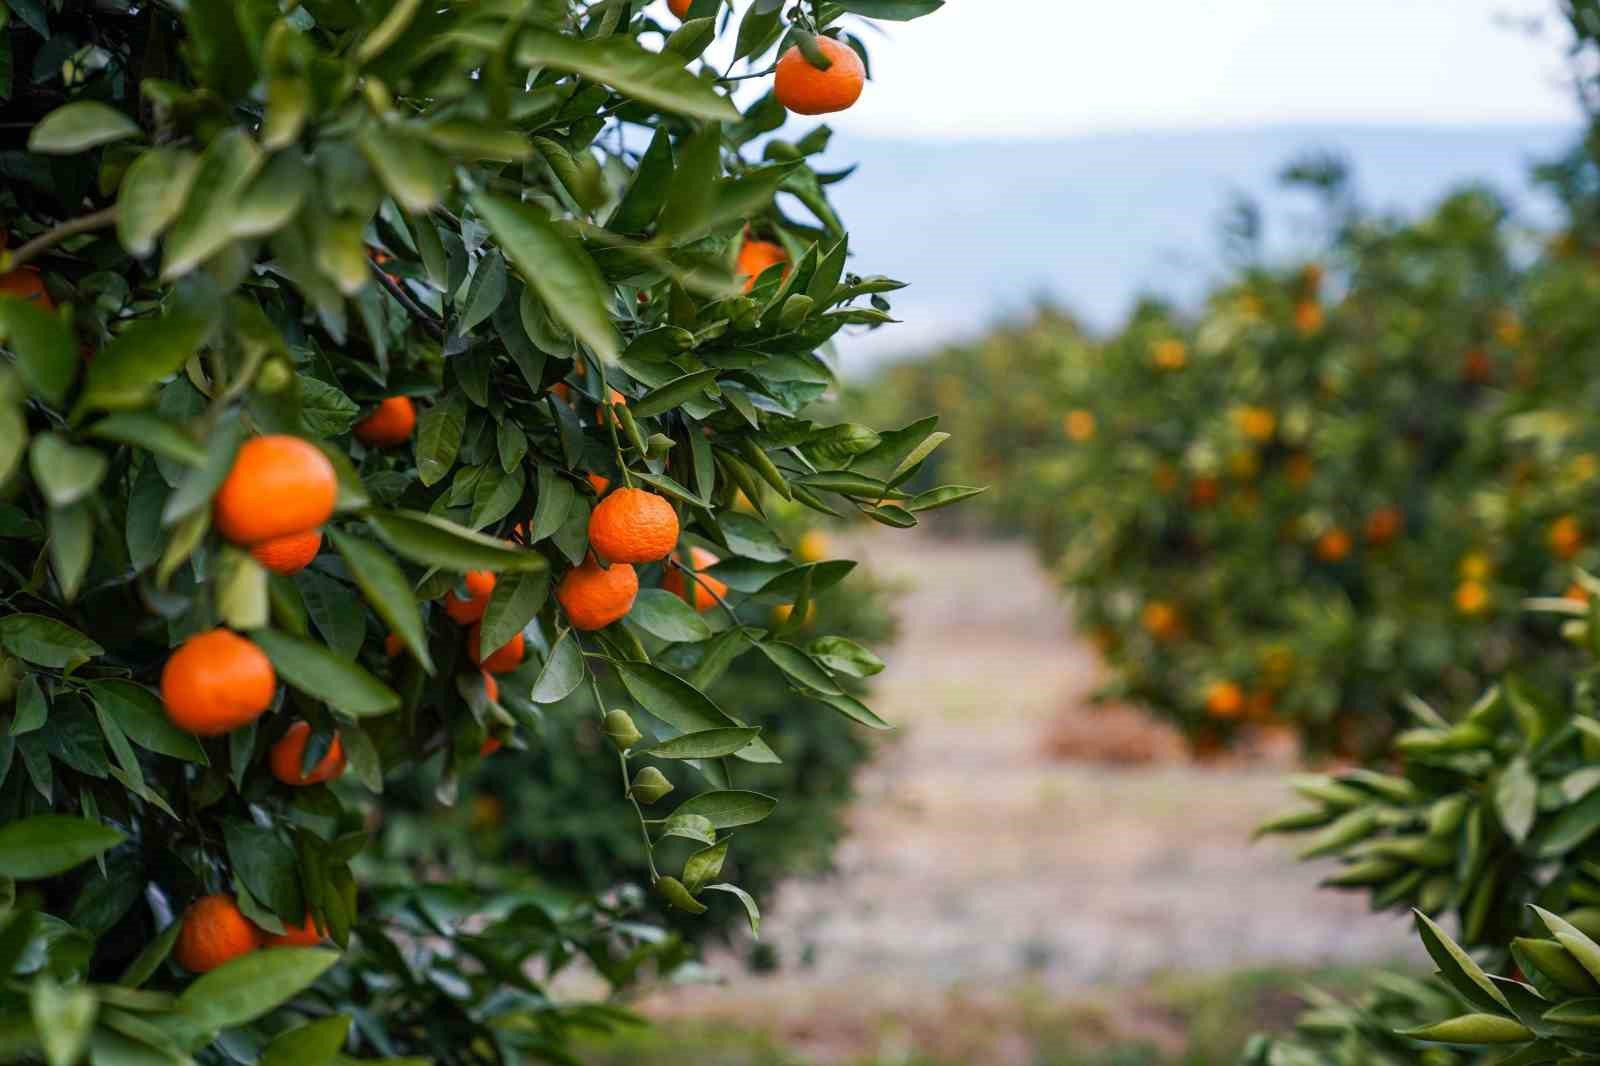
<box><xmin>0</xmin><ymin>0</ymin><xmax>963</xmax><ymax>1059</ymax></box>
<box><xmin>852</xmin><ymin>171</ymin><xmax>1600</xmax><ymax>755</ymax></box>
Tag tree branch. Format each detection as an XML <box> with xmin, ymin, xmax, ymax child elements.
<box><xmin>5</xmin><ymin>206</ymin><xmax>120</xmax><ymax>271</ymax></box>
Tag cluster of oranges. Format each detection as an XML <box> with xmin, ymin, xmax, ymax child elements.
<box><xmin>174</xmin><ymin>893</ymin><xmax>324</xmax><ymax>973</ymax></box>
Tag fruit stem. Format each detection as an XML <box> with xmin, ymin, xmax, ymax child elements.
<box><xmin>590</xmin><ymin>668</ymin><xmax>658</xmax><ymax>881</ymax></box>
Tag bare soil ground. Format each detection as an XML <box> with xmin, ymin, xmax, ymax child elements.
<box><xmin>639</xmin><ymin>528</ymin><xmax>1421</xmax><ymax>1055</ymax></box>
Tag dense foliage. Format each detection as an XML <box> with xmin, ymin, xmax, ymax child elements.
<box><xmin>851</xmin><ymin>167</ymin><xmax>1600</xmax><ymax>755</ymax></box>
<box><xmin>0</xmin><ymin>0</ymin><xmax>959</xmax><ymax>1061</ymax></box>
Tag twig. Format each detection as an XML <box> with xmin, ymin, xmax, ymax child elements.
<box><xmin>5</xmin><ymin>206</ymin><xmax>119</xmax><ymax>271</ymax></box>
<box><xmin>370</xmin><ymin>261</ymin><xmax>444</xmax><ymax>338</ymax></box>
<box><xmin>717</xmin><ymin>65</ymin><xmax>776</xmax><ymax>83</ymax></box>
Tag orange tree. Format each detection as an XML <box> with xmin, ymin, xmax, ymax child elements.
<box><xmin>0</xmin><ymin>0</ymin><xmax>963</xmax><ymax>1059</ymax></box>
<box><xmin>852</xmin><ymin>171</ymin><xmax>1600</xmax><ymax>756</ymax></box>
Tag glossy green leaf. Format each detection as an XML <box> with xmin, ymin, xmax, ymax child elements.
<box><xmin>250</xmin><ymin>629</ymin><xmax>400</xmax><ymax>717</ymax></box>
<box><xmin>0</xmin><ymin>815</ymin><xmax>124</xmax><ymax>879</ymax></box>
<box><xmin>28</xmin><ymin>101</ymin><xmax>139</xmax><ymax>154</ymax></box>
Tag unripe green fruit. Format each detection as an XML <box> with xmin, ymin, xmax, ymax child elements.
<box><xmin>603</xmin><ymin>709</ymin><xmax>642</xmax><ymax>751</ymax></box>
<box><xmin>627</xmin><ymin>765</ymin><xmax>673</xmax><ymax>804</ymax></box>
<box><xmin>255</xmin><ymin>358</ymin><xmax>293</xmax><ymax>395</ymax></box>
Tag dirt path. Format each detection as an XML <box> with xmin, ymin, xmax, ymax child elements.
<box><xmin>646</xmin><ymin>528</ymin><xmax>1419</xmax><ymax>1022</ymax></box>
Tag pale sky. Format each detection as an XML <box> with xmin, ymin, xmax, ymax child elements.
<box><xmin>703</xmin><ymin>1</ymin><xmax>1582</xmax><ymax>140</ymax></box>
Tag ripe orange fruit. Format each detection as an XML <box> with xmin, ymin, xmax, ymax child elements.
<box><xmin>1141</xmin><ymin>601</ymin><xmax>1181</xmax><ymax>641</ymax></box>
<box><xmin>595</xmin><ymin>387</ymin><xmax>627</xmax><ymax>426</ymax></box>
<box><xmin>480</xmin><ymin>669</ymin><xmax>499</xmax><ymax>704</ymax></box>
<box><xmin>468</xmin><ymin>623</ymin><xmax>525</xmax><ymax>674</ymax></box>
<box><xmin>1315</xmin><ymin>528</ymin><xmax>1352</xmax><ymax>563</ymax></box>
<box><xmin>1232</xmin><ymin>406</ymin><xmax>1276</xmax><ymax>442</ymax></box>
<box><xmin>162</xmin><ymin>629</ymin><xmax>277</xmax><ymax>736</ymax></box>
<box><xmin>1364</xmin><ymin>508</ymin><xmax>1403</xmax><ymax>547</ymax></box>
<box><xmin>0</xmin><ymin>266</ymin><xmax>53</xmax><ymax>310</ymax></box>
<box><xmin>1188</xmin><ymin>477</ymin><xmax>1219</xmax><ymax>508</ymax></box>
<box><xmin>250</xmin><ymin>528</ymin><xmax>322</xmax><ymax>575</ymax></box>
<box><xmin>1064</xmin><ymin>409</ymin><xmax>1096</xmax><ymax>441</ymax></box>
<box><xmin>1293</xmin><ymin>300</ymin><xmax>1323</xmax><ymax>335</ymax></box>
<box><xmin>354</xmin><ymin>396</ymin><xmax>416</xmax><ymax>447</ymax></box>
<box><xmin>1461</xmin><ymin>348</ymin><xmax>1493</xmax><ymax>384</ymax></box>
<box><xmin>1456</xmin><ymin>580</ymin><xmax>1490</xmax><ymax>616</ymax></box>
<box><xmin>771</xmin><ymin>601</ymin><xmax>816</xmax><ymax>627</ymax></box>
<box><xmin>1150</xmin><ymin>339</ymin><xmax>1187</xmax><ymax>370</ymax></box>
<box><xmin>269</xmin><ymin>721</ymin><xmax>346</xmax><ymax>786</ymax></box>
<box><xmin>444</xmin><ymin>570</ymin><xmax>497</xmax><ymax>624</ymax></box>
<box><xmin>736</xmin><ymin>239</ymin><xmax>788</xmax><ymax>292</ymax></box>
<box><xmin>1550</xmin><ymin>515</ymin><xmax>1584</xmax><ymax>560</ymax></box>
<box><xmin>551</xmin><ymin>382</ymin><xmax>572</xmax><ymax>404</ymax></box>
<box><xmin>1204</xmin><ymin>681</ymin><xmax>1244</xmax><ymax>719</ymax></box>
<box><xmin>384</xmin><ymin>632</ymin><xmax>404</xmax><ymax>657</ymax></box>
<box><xmin>775</xmin><ymin>36</ymin><xmax>865</xmax><ymax>115</ymax></box>
<box><xmin>589</xmin><ymin>487</ymin><xmax>679</xmax><ymax>563</ymax></box>
<box><xmin>175</xmin><ymin>895</ymin><xmax>260</xmax><ymax>973</ymax></box>
<box><xmin>1284</xmin><ymin>453</ymin><xmax>1314</xmax><ymax>486</ymax></box>
<box><xmin>662</xmin><ymin>546</ymin><xmax>727</xmax><ymax>612</ymax></box>
<box><xmin>264</xmin><ymin>915</ymin><xmax>323</xmax><ymax>947</ymax></box>
<box><xmin>796</xmin><ymin>530</ymin><xmax>829</xmax><ymax>563</ymax></box>
<box><xmin>587</xmin><ymin>472</ymin><xmax>611</xmax><ymax>496</ymax></box>
<box><xmin>214</xmin><ymin>435</ymin><xmax>337</xmax><ymax>546</ymax></box>
<box><xmin>1567</xmin><ymin>581</ymin><xmax>1589</xmax><ymax>604</ymax></box>
<box><xmin>669</xmin><ymin>0</ymin><xmax>691</xmax><ymax>16</ymax></box>
<box><xmin>558</xmin><ymin>556</ymin><xmax>639</xmax><ymax>630</ymax></box>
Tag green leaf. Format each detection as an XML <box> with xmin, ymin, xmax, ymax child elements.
<box><xmin>28</xmin><ymin>100</ymin><xmax>139</xmax><ymax>154</ymax></box>
<box><xmin>1414</xmin><ymin>909</ymin><xmax>1510</xmax><ymax>1013</ymax></box>
<box><xmin>1400</xmin><ymin>1014</ymin><xmax>1534</xmax><ymax>1045</ymax></box>
<box><xmin>472</xmin><ymin>191</ymin><xmax>620</xmax><ymax>363</ymax></box>
<box><xmin>469</xmin><ymin>463</ymin><xmax>524</xmax><ymax>530</ymax></box>
<box><xmin>414</xmin><ymin>392</ymin><xmax>466</xmax><ymax>486</ymax></box>
<box><xmin>176</xmin><ymin>947</ymin><xmax>339</xmax><ymax>1031</ymax></box>
<box><xmin>642</xmin><ymin>727</ymin><xmax>761</xmax><ymax>759</ymax></box>
<box><xmin>296</xmin><ymin>377</ymin><xmax>360</xmax><ymax>438</ymax></box>
<box><xmin>655</xmin><ymin>124</ymin><xmax>721</xmax><ymax>242</ymax></box>
<box><xmin>161</xmin><ymin>415</ymin><xmax>243</xmax><ymax>524</ymax></box>
<box><xmin>704</xmin><ymin>882</ymin><xmax>761</xmax><ymax>936</ymax></box>
<box><xmin>161</xmin><ymin>128</ymin><xmax>263</xmax><ymax>281</ymax></box>
<box><xmin>660</xmin><ymin>813</ymin><xmax>716</xmax><ymax>844</ymax></box>
<box><xmin>515</xmin><ymin>28</ymin><xmax>739</xmax><ymax>121</ymax></box>
<box><xmin>117</xmin><ymin>919</ymin><xmax>182</xmax><ymax>988</ymax></box>
<box><xmin>809</xmin><ymin>635</ymin><xmax>884</xmax><ymax>677</ymax></box>
<box><xmin>28</xmin><ymin>434</ymin><xmax>106</xmax><ymax>508</ymax></box>
<box><xmin>629</xmin><ymin>589</ymin><xmax>713</xmax><ymax>642</ymax></box>
<box><xmin>250</xmin><ymin>629</ymin><xmax>400</xmax><ymax>717</ymax></box>
<box><xmin>30</xmin><ymin>977</ymin><xmax>96</xmax><ymax>1066</ymax></box>
<box><xmin>117</xmin><ymin>147</ymin><xmax>200</xmax><ymax>258</ymax></box>
<box><xmin>0</xmin><ymin>815</ymin><xmax>124</xmax><ymax>879</ymax></box>
<box><xmin>224</xmin><ymin>821</ymin><xmax>302</xmax><ymax>922</ymax></box>
<box><xmin>260</xmin><ymin>1015</ymin><xmax>352</xmax><ymax>1066</ymax></box>
<box><xmin>614</xmin><ymin>660</ymin><xmax>778</xmax><ymax>762</ymax></box>
<box><xmin>669</xmin><ymin>789</ymin><xmax>777</xmax><ymax>829</ymax></box>
<box><xmin>529</xmin><ymin>466</ymin><xmax>575</xmax><ymax>544</ymax></box>
<box><xmin>719</xmin><ymin>512</ymin><xmax>787</xmax><ymax>562</ymax></box>
<box><xmin>84</xmin><ymin>680</ymin><xmax>207</xmax><ymax>764</ymax></box>
<box><xmin>88</xmin><ymin>413</ymin><xmax>206</xmax><ymax>467</ymax></box>
<box><xmin>756</xmin><ymin>640</ymin><xmax>841</xmax><ymax>695</ymax></box>
<box><xmin>833</xmin><ymin>0</ymin><xmax>942</xmax><ymax>16</ymax></box>
<box><xmin>0</xmin><ymin>614</ymin><xmax>102</xmax><ymax>669</ymax></box>
<box><xmin>367</xmin><ymin>510</ymin><xmax>549</xmax><ymax>573</ymax></box>
<box><xmin>327</xmin><ymin>529</ymin><xmax>434</xmax><ymax>674</ymax></box>
<box><xmin>607</xmin><ymin>127</ymin><xmax>673</xmax><ymax>234</ymax></box>
<box><xmin>531</xmin><ymin>629</ymin><xmax>585</xmax><ymax>704</ymax></box>
<box><xmin>1497</xmin><ymin>755</ymin><xmax>1538</xmax><ymax>844</ymax></box>
<box><xmin>478</xmin><ymin>571</ymin><xmax>549</xmax><ymax>661</ymax></box>
<box><xmin>0</xmin><ymin>293</ymin><xmax>77</xmax><ymax>405</ymax></box>
<box><xmin>815</xmin><ymin>691</ymin><xmax>891</xmax><ymax>730</ymax></box>
<box><xmin>358</xmin><ymin>124</ymin><xmax>451</xmax><ymax>215</ymax></box>
<box><xmin>682</xmin><ymin>840</ymin><xmax>727</xmax><ymax>894</ymax></box>
<box><xmin>631</xmin><ymin>369</ymin><xmax>719</xmax><ymax>419</ymax></box>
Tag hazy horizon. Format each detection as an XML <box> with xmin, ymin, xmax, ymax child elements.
<box><xmin>812</xmin><ymin>120</ymin><xmax>1579</xmax><ymax>372</ymax></box>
